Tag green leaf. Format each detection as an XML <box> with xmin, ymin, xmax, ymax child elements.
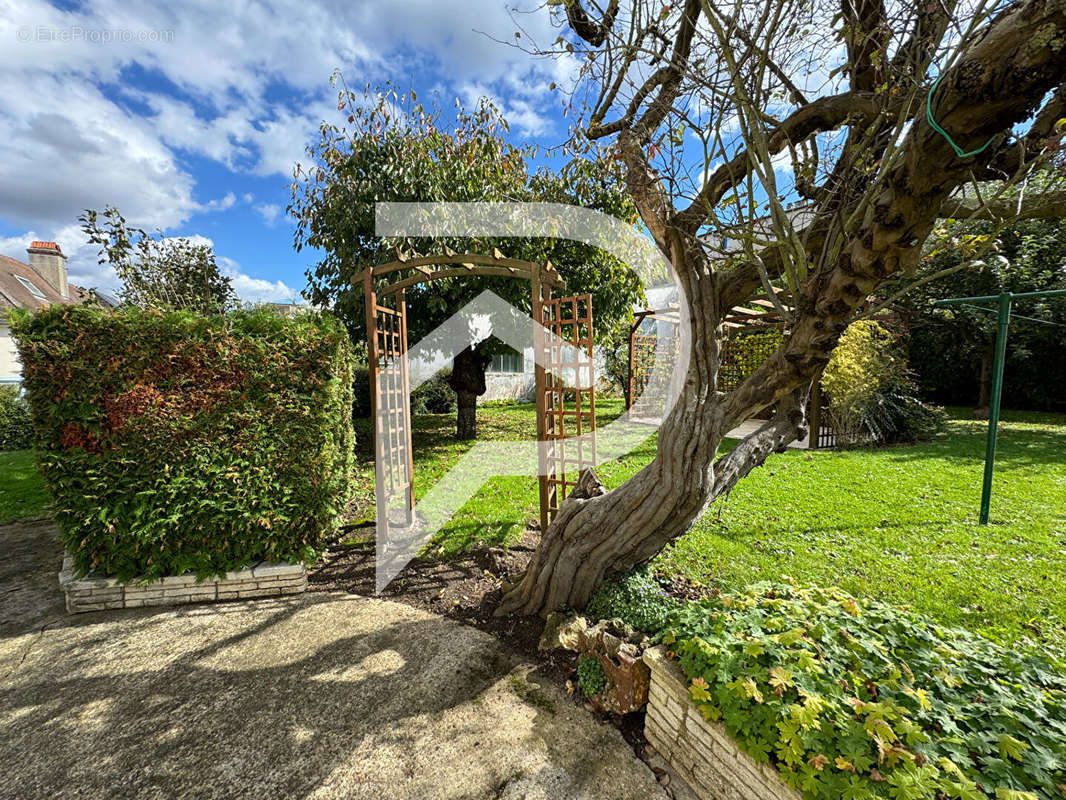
<box><xmin>998</xmin><ymin>734</ymin><xmax>1030</xmax><ymax>761</ymax></box>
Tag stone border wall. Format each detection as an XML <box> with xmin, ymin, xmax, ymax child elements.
<box><xmin>643</xmin><ymin>646</ymin><xmax>802</xmax><ymax>800</ymax></box>
<box><xmin>59</xmin><ymin>555</ymin><xmax>306</xmax><ymax>613</ymax></box>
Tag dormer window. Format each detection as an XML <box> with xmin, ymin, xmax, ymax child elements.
<box><xmin>13</xmin><ymin>274</ymin><xmax>46</xmax><ymax>299</ymax></box>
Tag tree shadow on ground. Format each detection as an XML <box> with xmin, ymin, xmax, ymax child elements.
<box><xmin>0</xmin><ymin>592</ymin><xmax>640</xmax><ymax>800</ymax></box>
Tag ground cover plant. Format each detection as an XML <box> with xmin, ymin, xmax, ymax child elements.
<box><xmin>663</xmin><ymin>583</ymin><xmax>1066</xmax><ymax>800</ymax></box>
<box><xmin>12</xmin><ymin>305</ymin><xmax>354</xmax><ymax>581</ymax></box>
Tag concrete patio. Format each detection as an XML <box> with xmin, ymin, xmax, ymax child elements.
<box><xmin>0</xmin><ymin>522</ymin><xmax>666</xmax><ymax>800</ymax></box>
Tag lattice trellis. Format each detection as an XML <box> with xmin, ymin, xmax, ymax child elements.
<box><xmin>718</xmin><ymin>328</ymin><xmax>784</xmax><ymax>392</ymax></box>
<box><xmin>369</xmin><ymin>289</ymin><xmax>414</xmax><ymax>530</ymax></box>
<box><xmin>536</xmin><ymin>293</ymin><xmax>596</xmax><ymax>529</ymax></box>
<box><xmin>627</xmin><ymin>333</ymin><xmax>658</xmax><ymax>408</ymax></box>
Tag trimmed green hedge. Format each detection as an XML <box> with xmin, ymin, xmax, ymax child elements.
<box><xmin>12</xmin><ymin>305</ymin><xmax>354</xmax><ymax>581</ymax></box>
<box><xmin>664</xmin><ymin>583</ymin><xmax>1066</xmax><ymax>800</ymax></box>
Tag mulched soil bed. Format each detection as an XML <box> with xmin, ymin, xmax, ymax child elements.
<box><xmin>307</xmin><ymin>523</ymin><xmax>653</xmax><ymax>768</ymax></box>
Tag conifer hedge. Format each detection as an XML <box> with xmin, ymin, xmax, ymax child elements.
<box><xmin>12</xmin><ymin>305</ymin><xmax>354</xmax><ymax>581</ymax></box>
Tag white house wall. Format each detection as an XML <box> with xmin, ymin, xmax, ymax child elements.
<box><xmin>0</xmin><ymin>323</ymin><xmax>21</xmax><ymax>384</ymax></box>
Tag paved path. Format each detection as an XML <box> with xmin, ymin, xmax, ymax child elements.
<box><xmin>0</xmin><ymin>523</ymin><xmax>666</xmax><ymax>800</ymax></box>
<box><xmin>725</xmin><ymin>419</ymin><xmax>811</xmax><ymax>449</ymax></box>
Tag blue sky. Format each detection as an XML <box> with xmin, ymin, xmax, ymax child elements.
<box><xmin>0</xmin><ymin>0</ymin><xmax>577</xmax><ymax>301</ymax></box>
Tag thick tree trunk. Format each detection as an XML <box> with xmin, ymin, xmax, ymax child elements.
<box><xmin>449</xmin><ymin>346</ymin><xmax>491</xmax><ymax>440</ymax></box>
<box><xmin>497</xmin><ymin>270</ymin><xmax>809</xmax><ymax>616</ymax></box>
<box><xmin>455</xmin><ymin>391</ymin><xmax>478</xmax><ymax>439</ymax></box>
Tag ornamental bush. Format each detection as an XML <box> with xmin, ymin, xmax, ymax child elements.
<box><xmin>411</xmin><ymin>370</ymin><xmax>456</xmax><ymax>415</ymax></box>
<box><xmin>822</xmin><ymin>321</ymin><xmax>946</xmax><ymax>446</ymax></box>
<box><xmin>664</xmin><ymin>583</ymin><xmax>1066</xmax><ymax>800</ymax></box>
<box><xmin>11</xmin><ymin>305</ymin><xmax>354</xmax><ymax>581</ymax></box>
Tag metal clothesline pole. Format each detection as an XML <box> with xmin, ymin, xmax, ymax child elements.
<box><xmin>934</xmin><ymin>288</ymin><xmax>1066</xmax><ymax>524</ymax></box>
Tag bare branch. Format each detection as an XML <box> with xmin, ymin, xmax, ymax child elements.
<box><xmin>631</xmin><ymin>0</ymin><xmax>702</xmax><ymax>138</ymax></box>
<box><xmin>564</xmin><ymin>0</ymin><xmax>620</xmax><ymax>46</ymax></box>
<box><xmin>940</xmin><ymin>191</ymin><xmax>1066</xmax><ymax>220</ymax></box>
<box><xmin>673</xmin><ymin>92</ymin><xmax>882</xmax><ymax>234</ymax></box>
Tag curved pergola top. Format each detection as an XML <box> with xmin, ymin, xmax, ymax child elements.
<box><xmin>353</xmin><ymin>249</ymin><xmax>562</xmax><ymax>297</ymax></box>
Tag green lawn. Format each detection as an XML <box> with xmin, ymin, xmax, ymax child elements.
<box><xmin>656</xmin><ymin>409</ymin><xmax>1066</xmax><ymax>648</ymax></box>
<box><xmin>0</xmin><ymin>450</ymin><xmax>50</xmax><ymax>524</ymax></box>
<box><xmin>355</xmin><ymin>402</ymin><xmax>1065</xmax><ymax>647</ymax></box>
<box><xmin>349</xmin><ymin>399</ymin><xmax>637</xmax><ymax>554</ymax></box>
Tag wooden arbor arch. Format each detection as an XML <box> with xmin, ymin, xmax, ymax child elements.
<box><xmin>354</xmin><ymin>250</ymin><xmax>597</xmax><ymax>538</ymax></box>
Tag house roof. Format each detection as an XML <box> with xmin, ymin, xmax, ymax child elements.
<box><xmin>0</xmin><ymin>251</ymin><xmax>109</xmax><ymax>319</ymax></box>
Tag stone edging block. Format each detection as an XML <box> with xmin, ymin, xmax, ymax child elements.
<box><xmin>58</xmin><ymin>554</ymin><xmax>307</xmax><ymax>614</ymax></box>
<box><xmin>642</xmin><ymin>646</ymin><xmax>802</xmax><ymax>800</ymax></box>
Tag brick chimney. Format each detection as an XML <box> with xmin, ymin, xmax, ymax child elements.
<box><xmin>26</xmin><ymin>241</ymin><xmax>68</xmax><ymax>299</ymax></box>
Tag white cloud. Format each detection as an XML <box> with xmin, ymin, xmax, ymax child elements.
<box><xmin>254</xmin><ymin>203</ymin><xmax>282</xmax><ymax>226</ymax></box>
<box><xmin>218</xmin><ymin>256</ymin><xmax>300</xmax><ymax>304</ymax></box>
<box><xmin>203</xmin><ymin>192</ymin><xmax>237</xmax><ymax>212</ymax></box>
<box><xmin>0</xmin><ymin>0</ymin><xmax>574</xmax><ymax>296</ymax></box>
<box><xmin>0</xmin><ymin>72</ymin><xmax>201</xmax><ymax>232</ymax></box>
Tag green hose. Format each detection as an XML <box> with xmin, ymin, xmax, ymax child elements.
<box><xmin>925</xmin><ymin>71</ymin><xmax>998</xmax><ymax>158</ymax></box>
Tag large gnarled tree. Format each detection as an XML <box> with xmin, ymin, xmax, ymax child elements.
<box><xmin>499</xmin><ymin>0</ymin><xmax>1066</xmax><ymax>615</ymax></box>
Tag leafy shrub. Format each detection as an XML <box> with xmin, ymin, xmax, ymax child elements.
<box><xmin>0</xmin><ymin>385</ymin><xmax>34</xmax><ymax>451</ymax></box>
<box><xmin>352</xmin><ymin>365</ymin><xmax>372</xmax><ymax>417</ymax></box>
<box><xmin>11</xmin><ymin>305</ymin><xmax>355</xmax><ymax>581</ymax></box>
<box><xmin>411</xmin><ymin>370</ymin><xmax>456</xmax><ymax>415</ymax></box>
<box><xmin>577</xmin><ymin>653</ymin><xmax>608</xmax><ymax>697</ymax></box>
<box><xmin>822</xmin><ymin>321</ymin><xmax>945</xmax><ymax>445</ymax></box>
<box><xmin>665</xmin><ymin>583</ymin><xmax>1066</xmax><ymax>800</ymax></box>
<box><xmin>586</xmin><ymin>568</ymin><xmax>682</xmax><ymax>633</ymax></box>
<box><xmin>856</xmin><ymin>391</ymin><xmax>947</xmax><ymax>445</ymax></box>
<box><xmin>351</xmin><ymin>359</ymin><xmax>455</xmax><ymax>417</ymax></box>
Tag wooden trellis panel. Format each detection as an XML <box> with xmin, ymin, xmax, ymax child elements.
<box><xmin>627</xmin><ymin>333</ymin><xmax>658</xmax><ymax>410</ymax></box>
<box><xmin>366</xmin><ymin>282</ymin><xmax>414</xmax><ymax>532</ymax></box>
<box><xmin>718</xmin><ymin>328</ymin><xmax>784</xmax><ymax>392</ymax></box>
<box><xmin>536</xmin><ymin>294</ymin><xmax>596</xmax><ymax>530</ymax></box>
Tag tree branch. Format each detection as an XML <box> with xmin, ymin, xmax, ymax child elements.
<box><xmin>841</xmin><ymin>0</ymin><xmax>889</xmax><ymax>92</ymax></box>
<box><xmin>980</xmin><ymin>82</ymin><xmax>1065</xmax><ymax>177</ymax></box>
<box><xmin>673</xmin><ymin>92</ymin><xmax>883</xmax><ymax>234</ymax></box>
<box><xmin>564</xmin><ymin>0</ymin><xmax>620</xmax><ymax>46</ymax></box>
<box><xmin>939</xmin><ymin>191</ymin><xmax>1066</xmax><ymax>220</ymax></box>
<box><xmin>631</xmin><ymin>0</ymin><xmax>701</xmax><ymax>138</ymax></box>
<box><xmin>711</xmin><ymin>386</ymin><xmax>809</xmax><ymax>497</ymax></box>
